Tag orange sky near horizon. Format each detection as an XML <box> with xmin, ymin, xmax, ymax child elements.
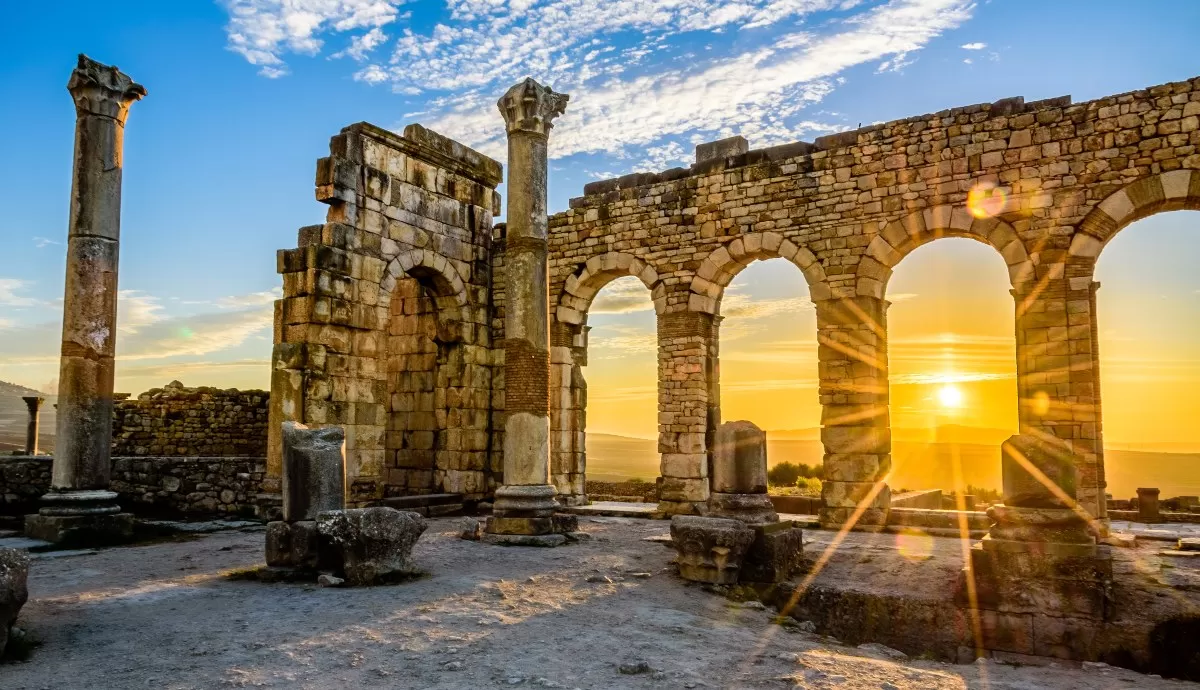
<box><xmin>583</xmin><ymin>211</ymin><xmax>1200</xmax><ymax>452</ymax></box>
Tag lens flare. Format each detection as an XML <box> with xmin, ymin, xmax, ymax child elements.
<box><xmin>967</xmin><ymin>181</ymin><xmax>1007</xmax><ymax>219</ymax></box>
<box><xmin>896</xmin><ymin>528</ymin><xmax>935</xmax><ymax>562</ymax></box>
<box><xmin>1031</xmin><ymin>390</ymin><xmax>1051</xmax><ymax>416</ymax></box>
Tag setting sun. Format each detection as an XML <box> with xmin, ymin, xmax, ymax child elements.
<box><xmin>937</xmin><ymin>384</ymin><xmax>965</xmax><ymax>409</ymax></box>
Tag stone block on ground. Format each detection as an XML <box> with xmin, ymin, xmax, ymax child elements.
<box><xmin>670</xmin><ymin>515</ymin><xmax>755</xmax><ymax>584</ymax></box>
<box><xmin>711</xmin><ymin>421</ymin><xmax>768</xmax><ymax>495</ymax></box>
<box><xmin>739</xmin><ymin>521</ymin><xmax>805</xmax><ymax>583</ymax></box>
<box><xmin>23</xmin><ymin>512</ymin><xmax>134</xmax><ymax>547</ymax></box>
<box><xmin>0</xmin><ymin>547</ymin><xmax>30</xmax><ymax>657</ymax></box>
<box><xmin>264</xmin><ymin>520</ymin><xmax>322</xmax><ymax>571</ymax></box>
<box><xmin>317</xmin><ymin>507</ymin><xmax>427</xmax><ymax>586</ymax></box>
<box><xmin>282</xmin><ymin>422</ymin><xmax>346</xmax><ymax>522</ymax></box>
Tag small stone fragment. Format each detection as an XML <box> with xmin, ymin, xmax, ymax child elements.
<box><xmin>618</xmin><ymin>661</ymin><xmax>652</xmax><ymax>675</ymax></box>
<box><xmin>459</xmin><ymin>517</ymin><xmax>483</xmax><ymax>541</ymax></box>
<box><xmin>857</xmin><ymin>642</ymin><xmax>908</xmax><ymax>660</ymax></box>
<box><xmin>317</xmin><ymin>573</ymin><xmax>344</xmax><ymax>587</ymax></box>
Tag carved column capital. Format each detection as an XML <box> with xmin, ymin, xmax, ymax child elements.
<box><xmin>497</xmin><ymin>78</ymin><xmax>569</xmax><ymax>137</ymax></box>
<box><xmin>68</xmin><ymin>54</ymin><xmax>146</xmax><ymax>122</ymax></box>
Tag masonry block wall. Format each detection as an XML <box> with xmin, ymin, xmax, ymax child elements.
<box><xmin>269</xmin><ymin>122</ymin><xmax>503</xmax><ymax>504</ymax></box>
<box><xmin>547</xmin><ymin>76</ymin><xmax>1200</xmax><ymax>525</ymax></box>
<box><xmin>268</xmin><ymin>77</ymin><xmax>1199</xmax><ymax>526</ymax></box>
<box><xmin>111</xmin><ymin>382</ymin><xmax>268</xmax><ymax>457</ymax></box>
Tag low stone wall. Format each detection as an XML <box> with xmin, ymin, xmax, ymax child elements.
<box><xmin>1109</xmin><ymin>509</ymin><xmax>1200</xmax><ymax>525</ymax></box>
<box><xmin>0</xmin><ymin>455</ymin><xmax>267</xmax><ymax>518</ymax></box>
<box><xmin>112</xmin><ymin>382</ymin><xmax>268</xmax><ymax>457</ymax></box>
<box><xmin>887</xmin><ymin>507</ymin><xmax>991</xmax><ymax>533</ymax></box>
<box><xmin>585</xmin><ymin>480</ymin><xmax>659</xmax><ymax>503</ymax></box>
<box><xmin>890</xmin><ymin>489</ymin><xmax>944</xmax><ymax>510</ymax></box>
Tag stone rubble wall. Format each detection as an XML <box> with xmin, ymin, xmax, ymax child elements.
<box><xmin>111</xmin><ymin>383</ymin><xmax>268</xmax><ymax>457</ymax></box>
<box><xmin>545</xmin><ymin>76</ymin><xmax>1200</xmax><ymax>523</ymax></box>
<box><xmin>0</xmin><ymin>455</ymin><xmax>265</xmax><ymax>517</ymax></box>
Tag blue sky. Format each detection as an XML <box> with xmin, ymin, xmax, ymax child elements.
<box><xmin>2</xmin><ymin>0</ymin><xmax>1199</xmax><ymax>397</ymax></box>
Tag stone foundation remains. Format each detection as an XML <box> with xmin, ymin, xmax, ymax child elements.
<box><xmin>111</xmin><ymin>382</ymin><xmax>268</xmax><ymax>457</ymax></box>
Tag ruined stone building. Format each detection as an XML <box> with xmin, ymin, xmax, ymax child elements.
<box><xmin>268</xmin><ymin>76</ymin><xmax>1200</xmax><ymax>528</ymax></box>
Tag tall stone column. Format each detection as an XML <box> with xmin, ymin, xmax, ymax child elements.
<box><xmin>485</xmin><ymin>78</ymin><xmax>572</xmax><ymax>546</ymax></box>
<box><xmin>22</xmin><ymin>397</ymin><xmax>44</xmax><ymax>456</ymax></box>
<box><xmin>26</xmin><ymin>55</ymin><xmax>145</xmax><ymax>545</ymax></box>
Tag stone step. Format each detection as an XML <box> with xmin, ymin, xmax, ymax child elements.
<box><xmin>375</xmin><ymin>493</ymin><xmax>464</xmax><ymax>517</ymax></box>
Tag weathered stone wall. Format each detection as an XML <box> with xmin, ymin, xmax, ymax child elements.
<box><xmin>269</xmin><ymin>122</ymin><xmax>503</xmax><ymax>504</ymax></box>
<box><xmin>545</xmin><ymin>76</ymin><xmax>1200</xmax><ymax>524</ymax></box>
<box><xmin>1</xmin><ymin>455</ymin><xmax>265</xmax><ymax>517</ymax></box>
<box><xmin>111</xmin><ymin>382</ymin><xmax>268</xmax><ymax>457</ymax></box>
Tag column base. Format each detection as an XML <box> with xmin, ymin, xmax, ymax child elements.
<box><xmin>25</xmin><ymin>512</ymin><xmax>134</xmax><ymax>547</ymax></box>
<box><xmin>482</xmin><ymin>514</ymin><xmax>579</xmax><ymax>547</ymax></box>
<box><xmin>492</xmin><ymin>484</ymin><xmax>560</xmax><ymax>518</ymax></box>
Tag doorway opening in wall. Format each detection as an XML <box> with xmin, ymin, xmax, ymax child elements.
<box><xmin>885</xmin><ymin>238</ymin><xmax>1018</xmax><ymax>513</ymax></box>
<box><xmin>717</xmin><ymin>259</ymin><xmax>822</xmax><ymax>506</ymax></box>
<box><xmin>1095</xmin><ymin>210</ymin><xmax>1200</xmax><ymax>517</ymax></box>
<box><xmin>384</xmin><ymin>272</ymin><xmax>458</xmax><ymax>498</ymax></box>
<box><xmin>581</xmin><ymin>275</ymin><xmax>660</xmax><ymax>503</ymax></box>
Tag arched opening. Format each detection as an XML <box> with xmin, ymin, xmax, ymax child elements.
<box><xmin>578</xmin><ymin>275</ymin><xmax>659</xmax><ymax>502</ymax></box>
<box><xmin>717</xmin><ymin>259</ymin><xmax>821</xmax><ymax>504</ymax></box>
<box><xmin>885</xmin><ymin>238</ymin><xmax>1019</xmax><ymax>511</ymax></box>
<box><xmin>382</xmin><ymin>266</ymin><xmax>469</xmax><ymax>498</ymax></box>
<box><xmin>1095</xmin><ymin>210</ymin><xmax>1200</xmax><ymax>512</ymax></box>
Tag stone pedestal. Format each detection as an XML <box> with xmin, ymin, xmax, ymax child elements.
<box><xmin>709</xmin><ymin>421</ymin><xmax>777</xmax><ymax>523</ymax></box>
<box><xmin>266</xmin><ymin>508</ymin><xmax>429</xmax><ymax>585</ymax></box>
<box><xmin>740</xmin><ymin>521</ymin><xmax>806</xmax><ymax>583</ymax></box>
<box><xmin>28</xmin><ymin>55</ymin><xmax>145</xmax><ymax>546</ymax></box>
<box><xmin>485</xmin><ymin>78</ymin><xmax>574</xmax><ymax>545</ymax></box>
<box><xmin>955</xmin><ymin>435</ymin><xmax>1112</xmax><ymax>660</ymax></box>
<box><xmin>1136</xmin><ymin>487</ymin><xmax>1162</xmax><ymax>524</ymax></box>
<box><xmin>22</xmin><ymin>397</ymin><xmax>44</xmax><ymax>456</ymax></box>
<box><xmin>671</xmin><ymin>516</ymin><xmax>756</xmax><ymax>584</ymax></box>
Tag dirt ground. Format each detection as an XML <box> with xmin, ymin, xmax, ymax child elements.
<box><xmin>3</xmin><ymin>517</ymin><xmax>1196</xmax><ymax>689</ymax></box>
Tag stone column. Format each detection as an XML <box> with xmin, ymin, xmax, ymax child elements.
<box><xmin>26</xmin><ymin>55</ymin><xmax>145</xmax><ymax>545</ymax></box>
<box><xmin>486</xmin><ymin>78</ymin><xmax>572</xmax><ymax>545</ymax></box>
<box><xmin>22</xmin><ymin>397</ymin><xmax>44</xmax><ymax>456</ymax></box>
<box><xmin>1137</xmin><ymin>487</ymin><xmax>1162</xmax><ymax>524</ymax></box>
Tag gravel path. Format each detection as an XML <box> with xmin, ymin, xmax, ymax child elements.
<box><xmin>3</xmin><ymin>517</ymin><xmax>1195</xmax><ymax>689</ymax></box>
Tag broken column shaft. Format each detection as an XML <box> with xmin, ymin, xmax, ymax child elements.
<box><xmin>487</xmin><ymin>78</ymin><xmax>570</xmax><ymax>543</ymax></box>
<box><xmin>22</xmin><ymin>397</ymin><xmax>44</xmax><ymax>456</ymax></box>
<box><xmin>26</xmin><ymin>55</ymin><xmax>145</xmax><ymax>545</ymax></box>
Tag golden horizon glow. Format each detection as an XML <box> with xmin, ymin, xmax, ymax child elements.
<box><xmin>937</xmin><ymin>383</ymin><xmax>965</xmax><ymax>410</ymax></box>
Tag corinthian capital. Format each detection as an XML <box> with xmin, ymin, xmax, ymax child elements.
<box><xmin>68</xmin><ymin>54</ymin><xmax>146</xmax><ymax>122</ymax></box>
<box><xmin>497</xmin><ymin>78</ymin><xmax>569</xmax><ymax>137</ymax></box>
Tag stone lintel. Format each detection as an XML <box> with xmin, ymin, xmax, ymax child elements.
<box><xmin>695</xmin><ymin>135</ymin><xmax>749</xmax><ymax>164</ymax></box>
<box><xmin>335</xmin><ymin>121</ymin><xmax>503</xmax><ymax>188</ymax></box>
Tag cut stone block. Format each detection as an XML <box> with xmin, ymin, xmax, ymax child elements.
<box><xmin>1000</xmin><ymin>435</ymin><xmax>1078</xmax><ymax>509</ymax></box>
<box><xmin>0</xmin><ymin>547</ymin><xmax>30</xmax><ymax>657</ymax></box>
<box><xmin>264</xmin><ymin>520</ymin><xmax>322</xmax><ymax>571</ymax></box>
<box><xmin>23</xmin><ymin>512</ymin><xmax>134</xmax><ymax>547</ymax></box>
<box><xmin>711</xmin><ymin>421</ymin><xmax>768</xmax><ymax>494</ymax></box>
<box><xmin>670</xmin><ymin>515</ymin><xmax>755</xmax><ymax>584</ymax></box>
<box><xmin>317</xmin><ymin>507</ymin><xmax>427</xmax><ymax>586</ymax></box>
<box><xmin>282</xmin><ymin>422</ymin><xmax>346</xmax><ymax>522</ymax></box>
<box><xmin>739</xmin><ymin>521</ymin><xmax>805</xmax><ymax>583</ymax></box>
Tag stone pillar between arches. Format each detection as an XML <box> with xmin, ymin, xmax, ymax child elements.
<box><xmin>815</xmin><ymin>296</ymin><xmax>892</xmax><ymax>530</ymax></box>
<box><xmin>656</xmin><ymin>310</ymin><xmax>714</xmax><ymax>515</ymax></box>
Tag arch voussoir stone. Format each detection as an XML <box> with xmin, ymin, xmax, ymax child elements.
<box><xmin>857</xmin><ymin>205</ymin><xmax>1033</xmax><ymax>297</ymax></box>
<box><xmin>686</xmin><ymin>231</ymin><xmax>832</xmax><ymax>314</ymax></box>
<box><xmin>1073</xmin><ymin>171</ymin><xmax>1200</xmax><ymax>258</ymax></box>
<box><xmin>556</xmin><ymin>251</ymin><xmax>663</xmax><ymax>319</ymax></box>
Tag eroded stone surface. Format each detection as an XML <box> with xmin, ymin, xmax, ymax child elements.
<box><xmin>670</xmin><ymin>515</ymin><xmax>755</xmax><ymax>584</ymax></box>
<box><xmin>0</xmin><ymin>547</ymin><xmax>30</xmax><ymax>656</ymax></box>
<box><xmin>281</xmin><ymin>422</ymin><xmax>346</xmax><ymax>522</ymax></box>
<box><xmin>317</xmin><ymin>507</ymin><xmax>427</xmax><ymax>585</ymax></box>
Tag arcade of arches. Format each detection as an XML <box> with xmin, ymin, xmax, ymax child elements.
<box><xmin>270</xmin><ymin>77</ymin><xmax>1200</xmax><ymax>528</ymax></box>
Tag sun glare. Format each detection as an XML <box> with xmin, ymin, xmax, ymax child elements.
<box><xmin>937</xmin><ymin>383</ymin><xmax>964</xmax><ymax>409</ymax></box>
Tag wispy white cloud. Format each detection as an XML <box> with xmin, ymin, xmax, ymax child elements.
<box><xmin>960</xmin><ymin>41</ymin><xmax>986</xmax><ymax>50</ymax></box>
<box><xmin>591</xmin><ymin>277</ymin><xmax>653</xmax><ymax>314</ymax></box>
<box><xmin>0</xmin><ymin>278</ymin><xmax>46</xmax><ymax>308</ymax></box>
<box><xmin>32</xmin><ymin>236</ymin><xmax>60</xmax><ymax>248</ymax></box>
<box><xmin>221</xmin><ymin>0</ymin><xmax>408</xmax><ymax>77</ymax></box>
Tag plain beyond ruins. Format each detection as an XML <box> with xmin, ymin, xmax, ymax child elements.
<box><xmin>2</xmin><ymin>53</ymin><xmax>1200</xmax><ymax>686</ymax></box>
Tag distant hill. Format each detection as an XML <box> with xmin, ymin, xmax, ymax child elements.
<box><xmin>586</xmin><ymin>430</ymin><xmax>1200</xmax><ymax>499</ymax></box>
<box><xmin>0</xmin><ymin>379</ymin><xmax>56</xmax><ymax>453</ymax></box>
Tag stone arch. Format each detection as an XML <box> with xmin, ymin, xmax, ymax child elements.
<box><xmin>687</xmin><ymin>231</ymin><xmax>830</xmax><ymax>314</ymax></box>
<box><xmin>555</xmin><ymin>251</ymin><xmax>663</xmax><ymax>325</ymax></box>
<box><xmin>380</xmin><ymin>248</ymin><xmax>472</xmax><ymax>342</ymax></box>
<box><xmin>858</xmin><ymin>206</ymin><xmax>1034</xmax><ymax>298</ymax></box>
<box><xmin>1068</xmin><ymin>170</ymin><xmax>1200</xmax><ymax>261</ymax></box>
